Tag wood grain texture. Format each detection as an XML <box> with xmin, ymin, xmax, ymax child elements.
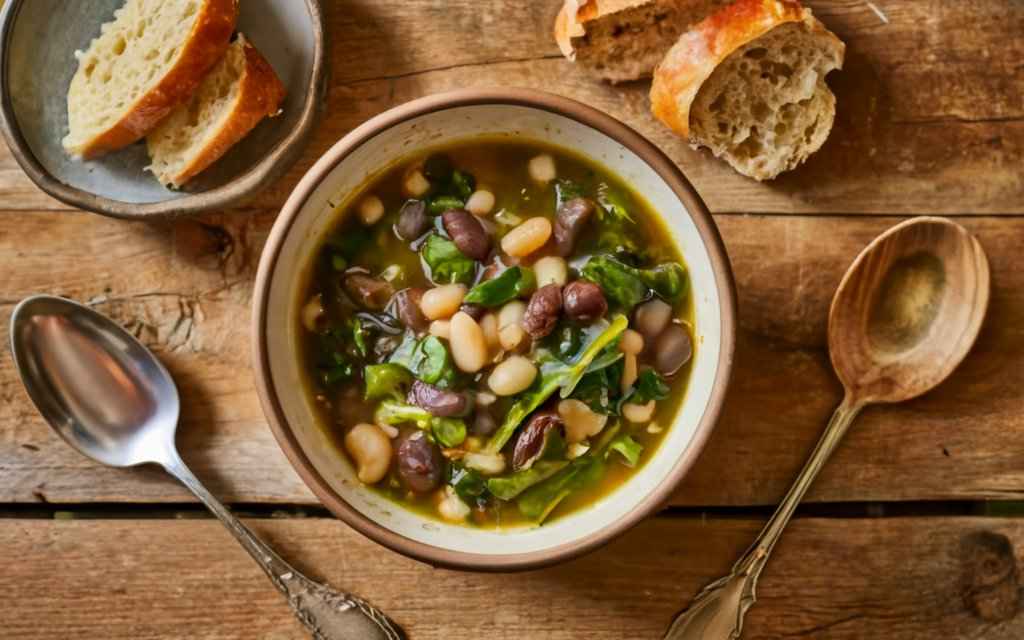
<box><xmin>2</xmin><ymin>516</ymin><xmax>1024</xmax><ymax>638</ymax></box>
<box><xmin>0</xmin><ymin>0</ymin><xmax>1020</xmax><ymax>214</ymax></box>
<box><xmin>2</xmin><ymin>213</ymin><xmax>1020</xmax><ymax>506</ymax></box>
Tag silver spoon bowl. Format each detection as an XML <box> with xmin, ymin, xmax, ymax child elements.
<box><xmin>10</xmin><ymin>295</ymin><xmax>404</xmax><ymax>640</ymax></box>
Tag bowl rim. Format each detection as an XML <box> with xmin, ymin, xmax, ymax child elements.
<box><xmin>252</xmin><ymin>88</ymin><xmax>737</xmax><ymax>572</ymax></box>
<box><xmin>0</xmin><ymin>0</ymin><xmax>328</xmax><ymax>220</ymax></box>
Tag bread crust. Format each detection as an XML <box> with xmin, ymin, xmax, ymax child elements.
<box><xmin>72</xmin><ymin>0</ymin><xmax>240</xmax><ymax>159</ymax></box>
<box><xmin>556</xmin><ymin>0</ymin><xmax>648</xmax><ymax>59</ymax></box>
<box><xmin>166</xmin><ymin>37</ymin><xmax>286</xmax><ymax>186</ymax></box>
<box><xmin>650</xmin><ymin>0</ymin><xmax>841</xmax><ymax>138</ymax></box>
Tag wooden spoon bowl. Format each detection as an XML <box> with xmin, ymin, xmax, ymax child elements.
<box><xmin>829</xmin><ymin>217</ymin><xmax>991</xmax><ymax>404</ymax></box>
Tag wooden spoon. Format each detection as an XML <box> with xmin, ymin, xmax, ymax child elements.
<box><xmin>664</xmin><ymin>217</ymin><xmax>990</xmax><ymax>640</ymax></box>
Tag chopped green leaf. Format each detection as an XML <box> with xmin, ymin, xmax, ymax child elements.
<box><xmin>432</xmin><ymin>417</ymin><xmax>467</xmax><ymax>447</ymax></box>
<box><xmin>630</xmin><ymin>369</ymin><xmax>670</xmax><ymax>405</ymax></box>
<box><xmin>640</xmin><ymin>262</ymin><xmax>687</xmax><ymax>302</ymax></box>
<box><xmin>546</xmin><ymin>322</ymin><xmax>584</xmax><ymax>361</ymax></box>
<box><xmin>486</xmin><ymin>461</ymin><xmax>569</xmax><ymax>500</ymax></box>
<box><xmin>363</xmin><ymin>364</ymin><xmax>412</xmax><ymax>401</ymax></box>
<box><xmin>596</xmin><ymin>182</ymin><xmax>635</xmax><ymax>223</ymax></box>
<box><xmin>607</xmin><ymin>434</ymin><xmax>643</xmax><ymax>467</ymax></box>
<box><xmin>351</xmin><ymin>317</ymin><xmax>369</xmax><ymax>358</ymax></box>
<box><xmin>421</xmin><ymin>234</ymin><xmax>476</xmax><ymax>285</ymax></box>
<box><xmin>463</xmin><ymin>266</ymin><xmax>536</xmax><ymax>307</ymax></box>
<box><xmin>331</xmin><ymin>254</ymin><xmax>348</xmax><ymax>271</ymax></box>
<box><xmin>427</xmin><ymin>195</ymin><xmax>465</xmax><ymax>215</ymax></box>
<box><xmin>581</xmin><ymin>255</ymin><xmax>649</xmax><ymax>310</ymax></box>
<box><xmin>388</xmin><ymin>333</ymin><xmax>453</xmax><ymax>386</ymax></box>
<box><xmin>452</xmin><ymin>170</ymin><xmax>476</xmax><ymax>200</ymax></box>
<box><xmin>449</xmin><ymin>465</ymin><xmax>488</xmax><ymax>505</ymax></box>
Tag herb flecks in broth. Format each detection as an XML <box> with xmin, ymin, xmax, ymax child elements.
<box><xmin>297</xmin><ymin>139</ymin><xmax>695</xmax><ymax>529</ymax></box>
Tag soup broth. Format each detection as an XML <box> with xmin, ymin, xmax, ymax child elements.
<box><xmin>297</xmin><ymin>138</ymin><xmax>694</xmax><ymax>529</ymax></box>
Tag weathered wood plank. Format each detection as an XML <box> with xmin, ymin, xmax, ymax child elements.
<box><xmin>1</xmin><ymin>212</ymin><xmax>1020</xmax><ymax>506</ymax></box>
<box><xmin>0</xmin><ymin>0</ymin><xmax>1019</xmax><ymax>214</ymax></box>
<box><xmin>2</xmin><ymin>515</ymin><xmax>1022</xmax><ymax>638</ymax></box>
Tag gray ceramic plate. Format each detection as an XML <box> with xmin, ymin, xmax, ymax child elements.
<box><xmin>0</xmin><ymin>0</ymin><xmax>327</xmax><ymax>219</ymax></box>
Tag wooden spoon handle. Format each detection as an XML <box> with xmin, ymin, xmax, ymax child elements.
<box><xmin>664</xmin><ymin>394</ymin><xmax>864</xmax><ymax>640</ymax></box>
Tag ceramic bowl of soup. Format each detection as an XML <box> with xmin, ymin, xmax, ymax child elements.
<box><xmin>253</xmin><ymin>88</ymin><xmax>736</xmax><ymax>571</ymax></box>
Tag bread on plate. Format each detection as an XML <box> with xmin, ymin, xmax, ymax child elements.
<box><xmin>63</xmin><ymin>0</ymin><xmax>239</xmax><ymax>159</ymax></box>
<box><xmin>147</xmin><ymin>35</ymin><xmax>286</xmax><ymax>188</ymax></box>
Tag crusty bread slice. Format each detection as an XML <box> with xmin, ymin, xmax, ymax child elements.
<box><xmin>63</xmin><ymin>0</ymin><xmax>239</xmax><ymax>159</ymax></box>
<box><xmin>651</xmin><ymin>0</ymin><xmax>844</xmax><ymax>180</ymax></box>
<box><xmin>555</xmin><ymin>0</ymin><xmax>730</xmax><ymax>83</ymax></box>
<box><xmin>146</xmin><ymin>35</ymin><xmax>286</xmax><ymax>188</ymax></box>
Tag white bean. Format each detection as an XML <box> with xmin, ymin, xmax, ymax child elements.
<box><xmin>621</xmin><ymin>352</ymin><xmax>638</xmax><ymax>393</ymax></box>
<box><xmin>498</xmin><ymin>300</ymin><xmax>527</xmax><ymax>328</ymax></box>
<box><xmin>501</xmin><ymin>217</ymin><xmax>552</xmax><ymax>257</ymax></box>
<box><xmin>479</xmin><ymin>312</ymin><xmax>500</xmax><ymax>354</ymax></box>
<box><xmin>528</xmin><ymin>154</ymin><xmax>557</xmax><ymax>183</ymax></box>
<box><xmin>420</xmin><ymin>284</ymin><xmax>467</xmax><ymax>321</ymax></box>
<box><xmin>635</xmin><ymin>299</ymin><xmax>673</xmax><ymax>341</ymax></box>
<box><xmin>558</xmin><ymin>399</ymin><xmax>608</xmax><ymax>444</ymax></box>
<box><xmin>488</xmin><ymin>355</ymin><xmax>538</xmax><ymax>396</ymax></box>
<box><xmin>344</xmin><ymin>423</ymin><xmax>393</xmax><ymax>484</ymax></box>
<box><xmin>463</xmin><ymin>451</ymin><xmax>507</xmax><ymax>475</ymax></box>
<box><xmin>475</xmin><ymin>391</ymin><xmax>497</xmax><ymax>407</ymax></box>
<box><xmin>301</xmin><ymin>294</ymin><xmax>325</xmax><ymax>332</ymax></box>
<box><xmin>403</xmin><ymin>167</ymin><xmax>431</xmax><ymax>198</ymax></box>
<box><xmin>465</xmin><ymin>190</ymin><xmax>496</xmax><ymax>216</ymax></box>
<box><xmin>620</xmin><ymin>329</ymin><xmax>645</xmax><ymax>356</ymax></box>
<box><xmin>533</xmin><ymin>256</ymin><xmax>568</xmax><ymax>287</ymax></box>
<box><xmin>437</xmin><ymin>486</ymin><xmax>471</xmax><ymax>522</ymax></box>
<box><xmin>429</xmin><ymin>320</ymin><xmax>451</xmax><ymax>339</ymax></box>
<box><xmin>623</xmin><ymin>400</ymin><xmax>656</xmax><ymax>423</ymax></box>
<box><xmin>449</xmin><ymin>312</ymin><xmax>488</xmax><ymax>373</ymax></box>
<box><xmin>358</xmin><ymin>195</ymin><xmax>385</xmax><ymax>225</ymax></box>
<box><xmin>499</xmin><ymin>323</ymin><xmax>527</xmax><ymax>352</ymax></box>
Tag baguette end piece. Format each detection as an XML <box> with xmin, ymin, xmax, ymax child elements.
<box><xmin>651</xmin><ymin>0</ymin><xmax>845</xmax><ymax>180</ymax></box>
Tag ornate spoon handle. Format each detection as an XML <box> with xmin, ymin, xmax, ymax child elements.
<box><xmin>664</xmin><ymin>395</ymin><xmax>863</xmax><ymax>640</ymax></box>
<box><xmin>163</xmin><ymin>450</ymin><xmax>405</xmax><ymax>640</ymax></box>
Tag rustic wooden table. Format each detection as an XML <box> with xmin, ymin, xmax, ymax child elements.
<box><xmin>2</xmin><ymin>1</ymin><xmax>1022</xmax><ymax>638</ymax></box>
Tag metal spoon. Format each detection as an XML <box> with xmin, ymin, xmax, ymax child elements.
<box><xmin>9</xmin><ymin>295</ymin><xmax>404</xmax><ymax>640</ymax></box>
<box><xmin>664</xmin><ymin>217</ymin><xmax>990</xmax><ymax>639</ymax></box>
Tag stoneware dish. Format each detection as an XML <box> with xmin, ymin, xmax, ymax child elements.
<box><xmin>252</xmin><ymin>89</ymin><xmax>737</xmax><ymax>571</ymax></box>
<box><xmin>0</xmin><ymin>0</ymin><xmax>326</xmax><ymax>219</ymax></box>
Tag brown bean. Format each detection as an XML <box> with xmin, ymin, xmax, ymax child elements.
<box><xmin>512</xmin><ymin>410</ymin><xmax>564</xmax><ymax>470</ymax></box>
<box><xmin>395</xmin><ymin>199</ymin><xmax>430</xmax><ymax>241</ymax></box>
<box><xmin>563</xmin><ymin>281</ymin><xmax>608</xmax><ymax>322</ymax></box>
<box><xmin>443</xmin><ymin>208</ymin><xmax>491</xmax><ymax>260</ymax></box>
<box><xmin>471</xmin><ymin>409</ymin><xmax>498</xmax><ymax>437</ymax></box>
<box><xmin>395</xmin><ymin>430</ymin><xmax>444</xmax><ymax>493</ymax></box>
<box><xmin>655</xmin><ymin>324</ymin><xmax>693</xmax><ymax>376</ymax></box>
<box><xmin>554</xmin><ymin>198</ymin><xmax>596</xmax><ymax>257</ymax></box>
<box><xmin>459</xmin><ymin>303</ymin><xmax>486</xmax><ymax>321</ymax></box>
<box><xmin>343</xmin><ymin>274</ymin><xmax>394</xmax><ymax>311</ymax></box>
<box><xmin>393</xmin><ymin>288</ymin><xmax>428</xmax><ymax>332</ymax></box>
<box><xmin>407</xmin><ymin>380</ymin><xmax>469</xmax><ymax>417</ymax></box>
<box><xmin>522</xmin><ymin>283</ymin><xmax>563</xmax><ymax>339</ymax></box>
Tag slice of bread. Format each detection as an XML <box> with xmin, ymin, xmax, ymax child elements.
<box><xmin>555</xmin><ymin>0</ymin><xmax>730</xmax><ymax>83</ymax></box>
<box><xmin>63</xmin><ymin>0</ymin><xmax>239</xmax><ymax>159</ymax></box>
<box><xmin>650</xmin><ymin>0</ymin><xmax>844</xmax><ymax>180</ymax></box>
<box><xmin>146</xmin><ymin>35</ymin><xmax>286</xmax><ymax>188</ymax></box>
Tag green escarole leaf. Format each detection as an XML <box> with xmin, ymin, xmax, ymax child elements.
<box><xmin>463</xmin><ymin>266</ymin><xmax>536</xmax><ymax>307</ymax></box>
<box><xmin>581</xmin><ymin>255</ymin><xmax>688</xmax><ymax>309</ymax></box>
<box><xmin>607</xmin><ymin>434</ymin><xmax>644</xmax><ymax>467</ymax></box>
<box><xmin>363</xmin><ymin>364</ymin><xmax>412</xmax><ymax>401</ymax></box>
<box><xmin>486</xmin><ymin>461</ymin><xmax>570</xmax><ymax>500</ymax></box>
<box><xmin>421</xmin><ymin>234</ymin><xmax>476</xmax><ymax>285</ymax></box>
<box><xmin>388</xmin><ymin>334</ymin><xmax>456</xmax><ymax>387</ymax></box>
